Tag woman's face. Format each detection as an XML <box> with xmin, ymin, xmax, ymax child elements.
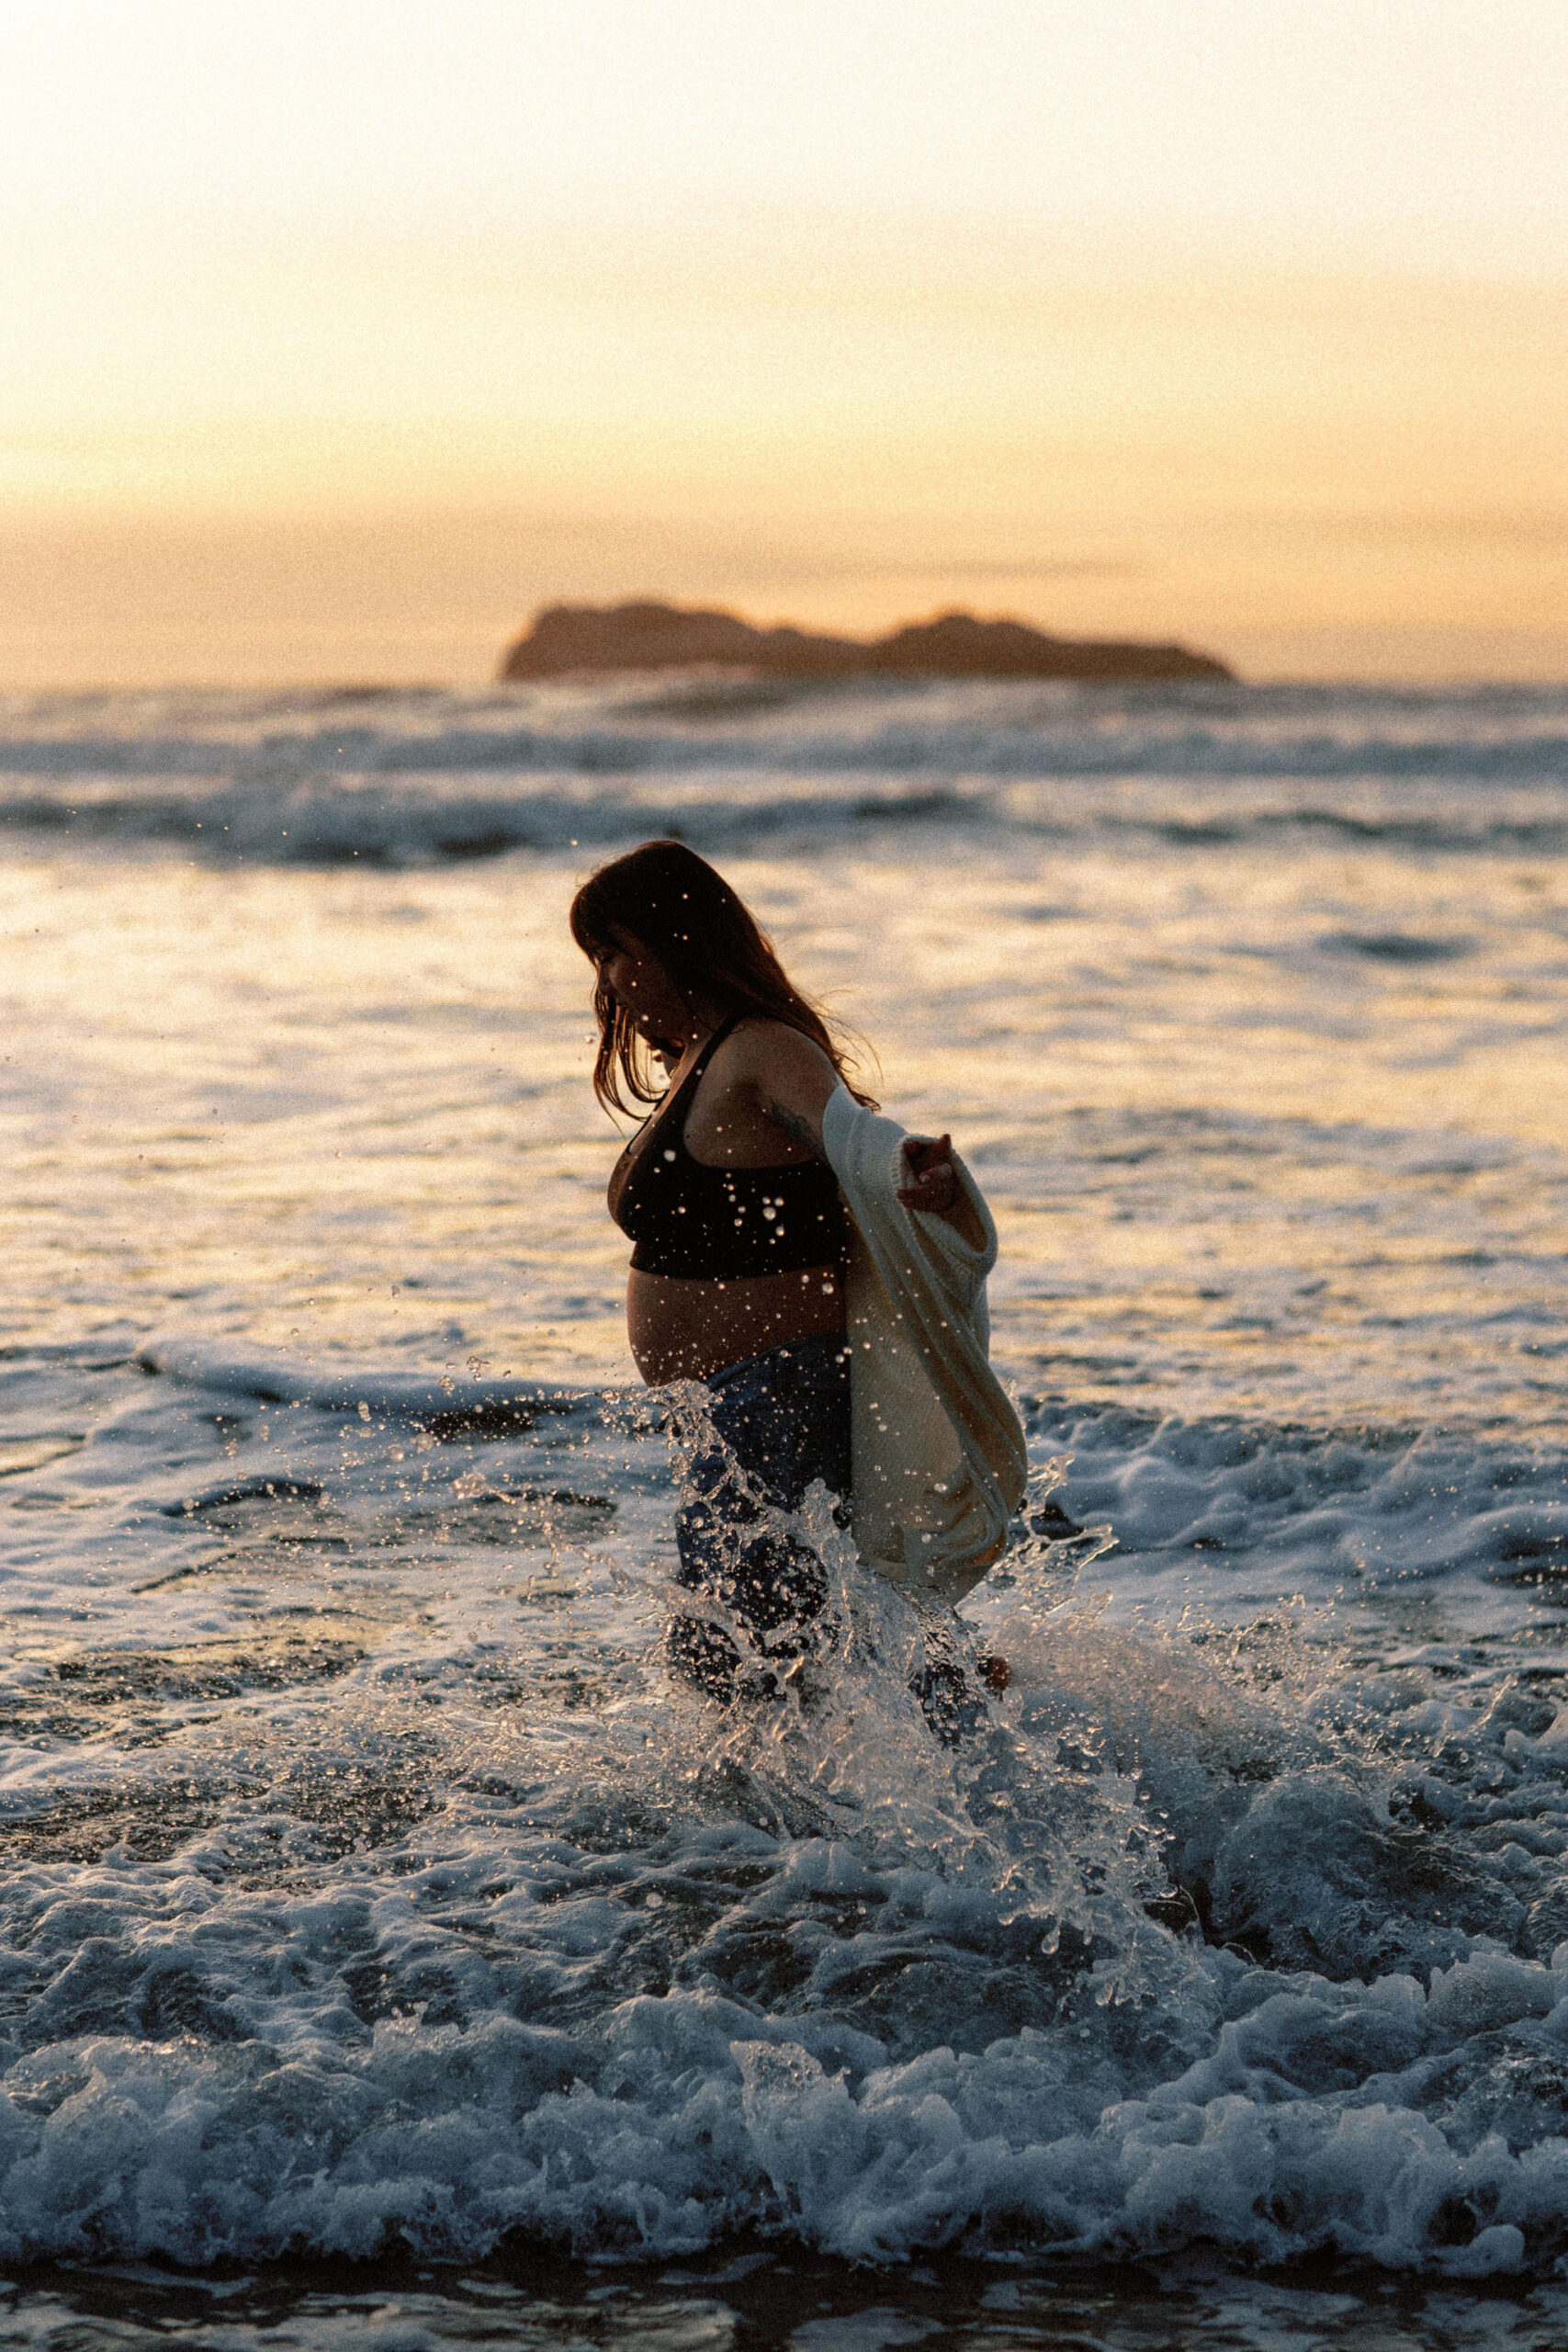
<box><xmin>594</xmin><ymin>929</ymin><xmax>694</xmax><ymax>1042</ymax></box>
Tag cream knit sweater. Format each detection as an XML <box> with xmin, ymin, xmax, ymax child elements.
<box><xmin>820</xmin><ymin>1085</ymin><xmax>1028</xmax><ymax>1603</ymax></box>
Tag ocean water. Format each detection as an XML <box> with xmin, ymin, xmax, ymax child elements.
<box><xmin>1</xmin><ymin>673</ymin><xmax>1566</xmax><ymax>2343</ymax></box>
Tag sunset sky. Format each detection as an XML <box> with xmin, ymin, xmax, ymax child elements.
<box><xmin>6</xmin><ymin>0</ymin><xmax>1565</xmax><ymax>685</ymax></box>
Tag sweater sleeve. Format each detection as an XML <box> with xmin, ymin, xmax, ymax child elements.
<box><xmin>821</xmin><ymin>1087</ymin><xmax>1028</xmax><ymax>1601</ymax></box>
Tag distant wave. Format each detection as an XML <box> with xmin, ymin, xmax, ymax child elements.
<box><xmin>137</xmin><ymin>1332</ymin><xmax>585</xmax><ymax>1426</ymax></box>
<box><xmin>0</xmin><ymin>778</ymin><xmax>1562</xmax><ymax>867</ymax></box>
<box><xmin>1</xmin><ymin>679</ymin><xmax>1564</xmax><ymax>865</ymax></box>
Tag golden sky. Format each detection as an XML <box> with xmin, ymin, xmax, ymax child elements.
<box><xmin>6</xmin><ymin>0</ymin><xmax>1566</xmax><ymax>685</ymax></box>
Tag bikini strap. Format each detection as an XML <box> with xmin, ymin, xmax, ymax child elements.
<box><xmin>649</xmin><ymin>1011</ymin><xmax>742</xmax><ymax>1133</ymax></box>
<box><xmin>685</xmin><ymin>1010</ymin><xmax>741</xmax><ymax>1082</ymax></box>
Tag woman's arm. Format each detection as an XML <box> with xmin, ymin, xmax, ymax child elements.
<box><xmin>745</xmin><ymin>1024</ymin><xmax>980</xmax><ymax>1239</ymax></box>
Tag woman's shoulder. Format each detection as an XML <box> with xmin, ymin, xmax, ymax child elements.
<box><xmin>719</xmin><ymin>1014</ymin><xmax>839</xmax><ymax>1078</ymax></box>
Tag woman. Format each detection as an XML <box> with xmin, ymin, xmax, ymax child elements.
<box><xmin>570</xmin><ymin>839</ymin><xmax>1020</xmax><ymax>1728</ymax></box>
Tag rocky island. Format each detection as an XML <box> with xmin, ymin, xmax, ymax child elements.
<box><xmin>500</xmin><ymin>600</ymin><xmax>1233</xmax><ymax>684</ymax></box>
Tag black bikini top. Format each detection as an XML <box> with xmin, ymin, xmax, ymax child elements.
<box><xmin>610</xmin><ymin>1014</ymin><xmax>847</xmax><ymax>1281</ymax></box>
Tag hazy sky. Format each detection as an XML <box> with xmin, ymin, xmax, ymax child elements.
<box><xmin>6</xmin><ymin>0</ymin><xmax>1566</xmax><ymax>684</ymax></box>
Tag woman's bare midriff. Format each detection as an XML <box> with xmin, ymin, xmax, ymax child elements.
<box><xmin>627</xmin><ymin>1262</ymin><xmax>846</xmax><ymax>1385</ymax></box>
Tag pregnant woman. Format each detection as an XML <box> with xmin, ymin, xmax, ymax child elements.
<box><xmin>570</xmin><ymin>839</ymin><xmax>1027</xmax><ymax>1733</ymax></box>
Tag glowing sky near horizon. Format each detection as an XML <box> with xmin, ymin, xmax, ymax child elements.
<box><xmin>5</xmin><ymin>0</ymin><xmax>1566</xmax><ymax>684</ymax></box>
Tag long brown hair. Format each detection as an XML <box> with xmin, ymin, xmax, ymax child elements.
<box><xmin>570</xmin><ymin>840</ymin><xmax>877</xmax><ymax>1116</ymax></box>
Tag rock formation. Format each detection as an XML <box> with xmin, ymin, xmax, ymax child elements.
<box><xmin>499</xmin><ymin>600</ymin><xmax>1233</xmax><ymax>684</ymax></box>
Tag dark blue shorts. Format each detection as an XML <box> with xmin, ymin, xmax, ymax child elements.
<box><xmin>667</xmin><ymin>1332</ymin><xmax>850</xmax><ymax>1701</ymax></box>
<box><xmin>664</xmin><ymin>1330</ymin><xmax>987</xmax><ymax>1742</ymax></box>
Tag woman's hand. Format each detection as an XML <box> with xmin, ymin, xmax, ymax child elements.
<box><xmin>897</xmin><ymin>1133</ymin><xmax>958</xmax><ymax>1215</ymax></box>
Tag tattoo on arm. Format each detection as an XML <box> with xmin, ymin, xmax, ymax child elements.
<box><xmin>771</xmin><ymin>1100</ymin><xmax>824</xmax><ymax>1159</ymax></box>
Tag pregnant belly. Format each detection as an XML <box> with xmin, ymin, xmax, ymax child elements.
<box><xmin>626</xmin><ymin>1262</ymin><xmax>845</xmax><ymax>1385</ymax></box>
